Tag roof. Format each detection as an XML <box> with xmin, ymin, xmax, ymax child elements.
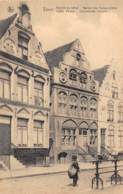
<box><xmin>45</xmin><ymin>40</ymin><xmax>75</xmax><ymax>70</ymax></box>
<box><xmin>0</xmin><ymin>13</ymin><xmax>17</xmax><ymax>39</ymax></box>
<box><xmin>93</xmin><ymin>65</ymin><xmax>110</xmax><ymax>86</ymax></box>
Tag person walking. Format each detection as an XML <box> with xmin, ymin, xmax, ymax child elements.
<box><xmin>68</xmin><ymin>155</ymin><xmax>80</xmax><ymax>186</ymax></box>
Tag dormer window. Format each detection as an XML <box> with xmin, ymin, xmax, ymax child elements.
<box><xmin>69</xmin><ymin>69</ymin><xmax>77</xmax><ymax>81</ymax></box>
<box><xmin>80</xmin><ymin>72</ymin><xmax>87</xmax><ymax>83</ymax></box>
<box><xmin>18</xmin><ymin>32</ymin><xmax>30</xmax><ymax>60</ymax></box>
<box><xmin>76</xmin><ymin>53</ymin><xmax>81</xmax><ymax>61</ymax></box>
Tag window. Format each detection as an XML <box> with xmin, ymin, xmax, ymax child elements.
<box><xmin>113</xmin><ymin>71</ymin><xmax>116</xmax><ymax>80</ymax></box>
<box><xmin>62</xmin><ymin>120</ymin><xmax>76</xmax><ymax>145</ymax></box>
<box><xmin>90</xmin><ymin>129</ymin><xmax>97</xmax><ymax>145</ymax></box>
<box><xmin>18</xmin><ymin>32</ymin><xmax>30</xmax><ymax>60</ymax></box>
<box><xmin>62</xmin><ymin>128</ymin><xmax>76</xmax><ymax>145</ymax></box>
<box><xmin>0</xmin><ymin>70</ymin><xmax>11</xmax><ymax>99</ymax></box>
<box><xmin>69</xmin><ymin>69</ymin><xmax>77</xmax><ymax>81</ymax></box>
<box><xmin>118</xmin><ymin>103</ymin><xmax>123</xmax><ymax>122</ymax></box>
<box><xmin>17</xmin><ymin>118</ymin><xmax>28</xmax><ymax>147</ymax></box>
<box><xmin>119</xmin><ymin>129</ymin><xmax>123</xmax><ymax>147</ymax></box>
<box><xmin>80</xmin><ymin>97</ymin><xmax>88</xmax><ymax>117</ymax></box>
<box><xmin>58</xmin><ymin>91</ymin><xmax>67</xmax><ymax>114</ymax></box>
<box><xmin>112</xmin><ymin>87</ymin><xmax>118</xmax><ymax>99</ymax></box>
<box><xmin>17</xmin><ymin>75</ymin><xmax>28</xmax><ymax>103</ymax></box>
<box><xmin>80</xmin><ymin>72</ymin><xmax>87</xmax><ymax>84</ymax></box>
<box><xmin>108</xmin><ymin>126</ymin><xmax>114</xmax><ymax>147</ymax></box>
<box><xmin>76</xmin><ymin>53</ymin><xmax>81</xmax><ymax>61</ymax></box>
<box><xmin>33</xmin><ymin>120</ymin><xmax>44</xmax><ymax>147</ymax></box>
<box><xmin>90</xmin><ymin>99</ymin><xmax>97</xmax><ymax>119</ymax></box>
<box><xmin>34</xmin><ymin>80</ymin><xmax>44</xmax><ymax>106</ymax></box>
<box><xmin>69</xmin><ymin>94</ymin><xmax>78</xmax><ymax>116</ymax></box>
<box><xmin>107</xmin><ymin>101</ymin><xmax>114</xmax><ymax>122</ymax></box>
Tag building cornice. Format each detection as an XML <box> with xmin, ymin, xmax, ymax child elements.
<box><xmin>0</xmin><ymin>50</ymin><xmax>49</xmax><ymax>74</ymax></box>
<box><xmin>0</xmin><ymin>98</ymin><xmax>50</xmax><ymax>112</ymax></box>
<box><xmin>52</xmin><ymin>82</ymin><xmax>99</xmax><ymax>96</ymax></box>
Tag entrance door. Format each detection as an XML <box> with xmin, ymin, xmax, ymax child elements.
<box><xmin>0</xmin><ymin>116</ymin><xmax>11</xmax><ymax>155</ymax></box>
<box><xmin>78</xmin><ymin>128</ymin><xmax>88</xmax><ymax>151</ymax></box>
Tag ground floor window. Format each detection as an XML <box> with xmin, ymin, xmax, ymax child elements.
<box><xmin>17</xmin><ymin>118</ymin><xmax>28</xmax><ymax>147</ymax></box>
<box><xmin>90</xmin><ymin>129</ymin><xmax>97</xmax><ymax>145</ymax></box>
<box><xmin>33</xmin><ymin>120</ymin><xmax>44</xmax><ymax>147</ymax></box>
<box><xmin>119</xmin><ymin>130</ymin><xmax>123</xmax><ymax>147</ymax></box>
<box><xmin>62</xmin><ymin>128</ymin><xmax>76</xmax><ymax>145</ymax></box>
<box><xmin>108</xmin><ymin>128</ymin><xmax>114</xmax><ymax>147</ymax></box>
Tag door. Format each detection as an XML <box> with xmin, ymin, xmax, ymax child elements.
<box><xmin>0</xmin><ymin>116</ymin><xmax>11</xmax><ymax>155</ymax></box>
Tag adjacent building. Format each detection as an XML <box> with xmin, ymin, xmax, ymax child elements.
<box><xmin>93</xmin><ymin>64</ymin><xmax>123</xmax><ymax>157</ymax></box>
<box><xmin>0</xmin><ymin>4</ymin><xmax>50</xmax><ymax>168</ymax></box>
<box><xmin>45</xmin><ymin>39</ymin><xmax>99</xmax><ymax>163</ymax></box>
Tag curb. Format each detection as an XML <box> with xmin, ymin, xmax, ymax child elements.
<box><xmin>0</xmin><ymin>165</ymin><xmax>116</xmax><ymax>181</ymax></box>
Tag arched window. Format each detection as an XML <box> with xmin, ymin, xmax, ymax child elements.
<box><xmin>107</xmin><ymin>101</ymin><xmax>114</xmax><ymax>122</ymax></box>
<box><xmin>69</xmin><ymin>69</ymin><xmax>77</xmax><ymax>81</ymax></box>
<box><xmin>108</xmin><ymin>125</ymin><xmax>114</xmax><ymax>147</ymax></box>
<box><xmin>80</xmin><ymin>72</ymin><xmax>87</xmax><ymax>84</ymax></box>
<box><xmin>80</xmin><ymin>97</ymin><xmax>88</xmax><ymax>117</ymax></box>
<box><xmin>34</xmin><ymin>76</ymin><xmax>45</xmax><ymax>106</ymax></box>
<box><xmin>69</xmin><ymin>94</ymin><xmax>78</xmax><ymax>116</ymax></box>
<box><xmin>0</xmin><ymin>64</ymin><xmax>12</xmax><ymax>99</ymax></box>
<box><xmin>79</xmin><ymin>122</ymin><xmax>88</xmax><ymax>135</ymax></box>
<box><xmin>90</xmin><ymin>98</ymin><xmax>97</xmax><ymax>119</ymax></box>
<box><xmin>62</xmin><ymin>120</ymin><xmax>77</xmax><ymax>145</ymax></box>
<box><xmin>58</xmin><ymin>91</ymin><xmax>67</xmax><ymax>114</ymax></box>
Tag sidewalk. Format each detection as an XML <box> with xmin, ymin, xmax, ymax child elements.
<box><xmin>0</xmin><ymin>161</ymin><xmax>123</xmax><ymax>180</ymax></box>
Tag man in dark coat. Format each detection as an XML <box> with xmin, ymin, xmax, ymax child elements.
<box><xmin>71</xmin><ymin>155</ymin><xmax>80</xmax><ymax>186</ymax></box>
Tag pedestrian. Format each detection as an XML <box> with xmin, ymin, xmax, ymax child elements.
<box><xmin>68</xmin><ymin>155</ymin><xmax>80</xmax><ymax>186</ymax></box>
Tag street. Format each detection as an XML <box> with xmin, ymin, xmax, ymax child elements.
<box><xmin>0</xmin><ymin>169</ymin><xmax>123</xmax><ymax>194</ymax></box>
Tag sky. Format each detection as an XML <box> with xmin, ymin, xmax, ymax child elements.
<box><xmin>0</xmin><ymin>0</ymin><xmax>123</xmax><ymax>70</ymax></box>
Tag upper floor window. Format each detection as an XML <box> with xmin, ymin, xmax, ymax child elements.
<box><xmin>90</xmin><ymin>98</ymin><xmax>97</xmax><ymax>119</ymax></box>
<box><xmin>18</xmin><ymin>75</ymin><xmax>28</xmax><ymax>103</ymax></box>
<box><xmin>18</xmin><ymin>32</ymin><xmax>30</xmax><ymax>60</ymax></box>
<box><xmin>34</xmin><ymin>80</ymin><xmax>44</xmax><ymax>106</ymax></box>
<box><xmin>113</xmin><ymin>71</ymin><xmax>116</xmax><ymax>80</ymax></box>
<box><xmin>0</xmin><ymin>70</ymin><xmax>11</xmax><ymax>99</ymax></box>
<box><xmin>80</xmin><ymin>72</ymin><xmax>87</xmax><ymax>84</ymax></box>
<box><xmin>69</xmin><ymin>69</ymin><xmax>77</xmax><ymax>81</ymax></box>
<box><xmin>107</xmin><ymin>101</ymin><xmax>114</xmax><ymax>122</ymax></box>
<box><xmin>80</xmin><ymin>97</ymin><xmax>88</xmax><ymax>117</ymax></box>
<box><xmin>76</xmin><ymin>53</ymin><xmax>81</xmax><ymax>61</ymax></box>
<box><xmin>69</xmin><ymin>94</ymin><xmax>78</xmax><ymax>116</ymax></box>
<box><xmin>58</xmin><ymin>91</ymin><xmax>67</xmax><ymax>114</ymax></box>
<box><xmin>112</xmin><ymin>86</ymin><xmax>118</xmax><ymax>99</ymax></box>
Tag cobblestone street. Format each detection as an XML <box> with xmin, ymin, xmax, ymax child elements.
<box><xmin>0</xmin><ymin>169</ymin><xmax>123</xmax><ymax>194</ymax></box>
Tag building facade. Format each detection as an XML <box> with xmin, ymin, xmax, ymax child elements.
<box><xmin>45</xmin><ymin>39</ymin><xmax>99</xmax><ymax>163</ymax></box>
<box><xmin>0</xmin><ymin>4</ymin><xmax>50</xmax><ymax>168</ymax></box>
<box><xmin>93</xmin><ymin>64</ymin><xmax>123</xmax><ymax>157</ymax></box>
